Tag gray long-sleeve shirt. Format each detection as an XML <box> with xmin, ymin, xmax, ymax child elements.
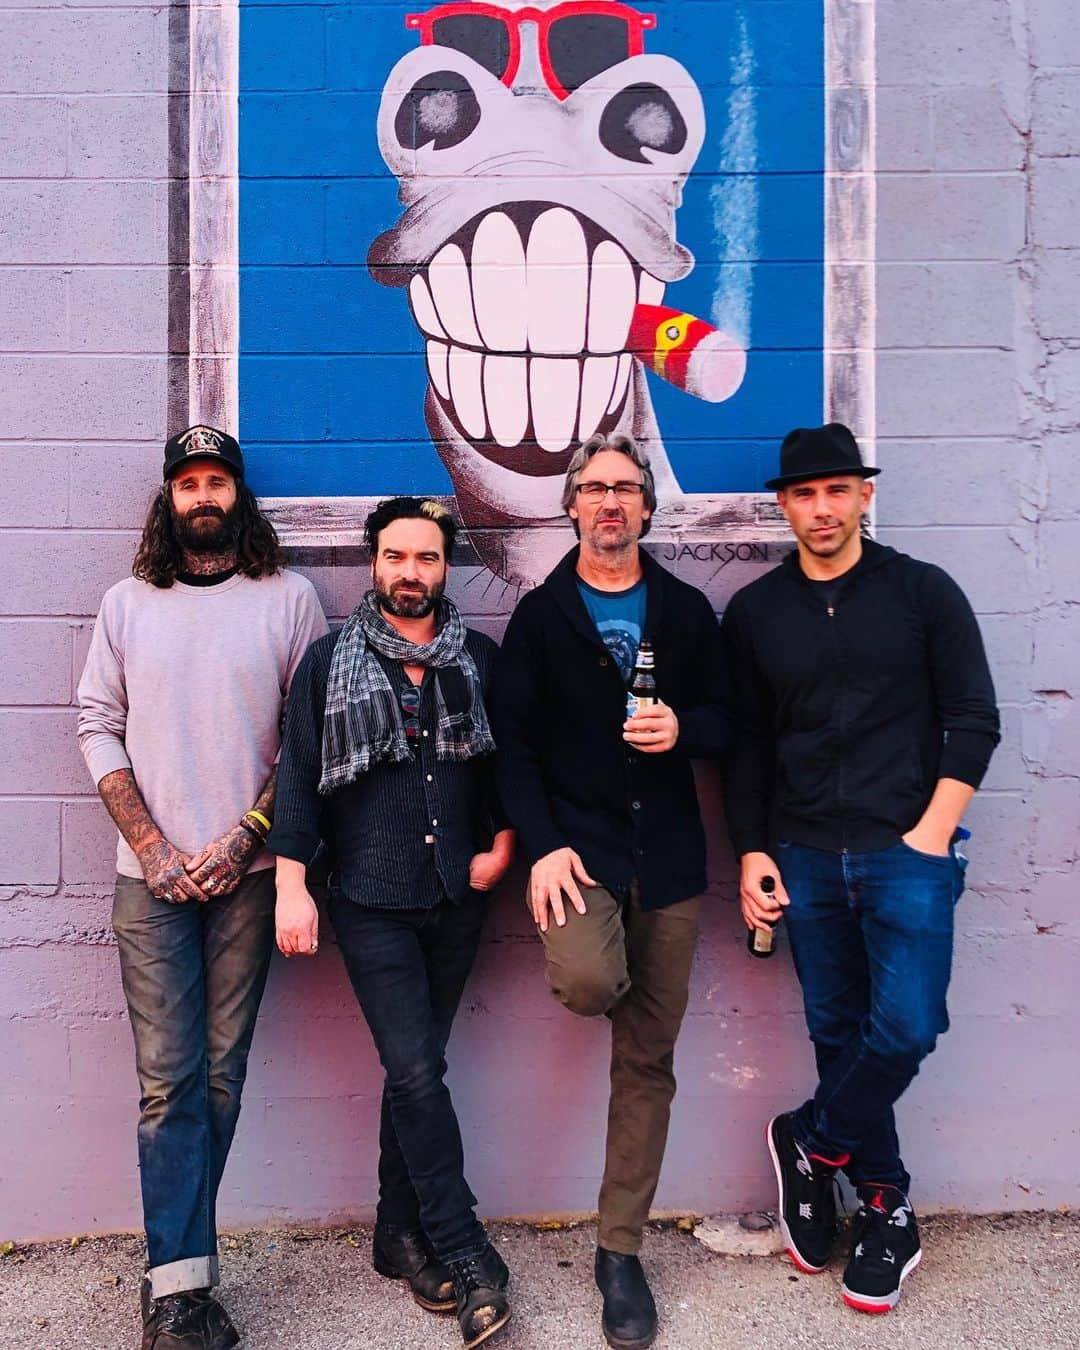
<box><xmin>77</xmin><ymin>570</ymin><xmax>328</xmax><ymax>878</ymax></box>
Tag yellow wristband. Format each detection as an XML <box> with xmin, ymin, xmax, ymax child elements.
<box><xmin>245</xmin><ymin>810</ymin><xmax>272</xmax><ymax>833</ymax></box>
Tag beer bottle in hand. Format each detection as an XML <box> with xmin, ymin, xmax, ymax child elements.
<box><xmin>747</xmin><ymin>875</ymin><xmax>778</xmax><ymax>959</ymax></box>
<box><xmin>626</xmin><ymin>640</ymin><xmax>657</xmax><ymax>719</ymax></box>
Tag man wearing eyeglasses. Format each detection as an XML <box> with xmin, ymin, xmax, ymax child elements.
<box><xmin>270</xmin><ymin>498</ymin><xmax>516</xmax><ymax>1350</ymax></box>
<box><xmin>492</xmin><ymin>434</ymin><xmax>729</xmax><ymax>1350</ymax></box>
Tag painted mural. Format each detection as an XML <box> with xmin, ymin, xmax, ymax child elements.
<box><xmin>239</xmin><ymin>0</ymin><xmax>826</xmax><ymax>580</ymax></box>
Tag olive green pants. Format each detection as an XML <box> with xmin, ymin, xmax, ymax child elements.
<box><xmin>535</xmin><ymin>880</ymin><xmax>700</xmax><ymax>1254</ymax></box>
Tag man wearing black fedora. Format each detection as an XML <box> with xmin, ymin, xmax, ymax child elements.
<box><xmin>721</xmin><ymin>423</ymin><xmax>999</xmax><ymax>1313</ymax></box>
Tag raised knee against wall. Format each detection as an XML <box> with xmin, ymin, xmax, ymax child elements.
<box><xmin>553</xmin><ymin>974</ymin><xmax>629</xmax><ymax>1018</ymax></box>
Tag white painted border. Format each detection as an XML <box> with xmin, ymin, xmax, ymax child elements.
<box><xmin>183</xmin><ymin>0</ymin><xmax>875</xmax><ymax>535</ymax></box>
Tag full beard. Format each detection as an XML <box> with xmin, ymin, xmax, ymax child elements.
<box><xmin>174</xmin><ymin>505</ymin><xmax>239</xmax><ymax>555</ymax></box>
<box><xmin>375</xmin><ymin>577</ymin><xmax>446</xmax><ymax>620</ymax></box>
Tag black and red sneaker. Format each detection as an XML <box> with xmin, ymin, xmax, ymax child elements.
<box><xmin>841</xmin><ymin>1183</ymin><xmax>921</xmax><ymax>1313</ymax></box>
<box><xmin>766</xmin><ymin>1112</ymin><xmax>848</xmax><ymax>1273</ymax></box>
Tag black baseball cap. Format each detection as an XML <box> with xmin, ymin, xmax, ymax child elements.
<box><xmin>163</xmin><ymin>425</ymin><xmax>244</xmax><ymax>480</ymax></box>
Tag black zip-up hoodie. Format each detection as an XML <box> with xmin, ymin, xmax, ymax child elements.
<box><xmin>721</xmin><ymin>539</ymin><xmax>1000</xmax><ymax>856</ymax></box>
<box><xmin>492</xmin><ymin>546</ymin><xmax>730</xmax><ymax>910</ymax></box>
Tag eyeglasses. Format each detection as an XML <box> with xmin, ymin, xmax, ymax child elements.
<box><xmin>400</xmin><ymin>685</ymin><xmax>421</xmax><ymax>743</ymax></box>
<box><xmin>575</xmin><ymin>480</ymin><xmax>646</xmax><ymax>502</ymax></box>
<box><xmin>405</xmin><ymin>2</ymin><xmax>657</xmax><ymax>102</ymax></box>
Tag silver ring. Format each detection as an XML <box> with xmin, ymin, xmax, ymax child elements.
<box><xmin>205</xmin><ymin>878</ymin><xmax>216</xmax><ymax>892</ymax></box>
<box><xmin>310</xmin><ymin>941</ymin><xmax>318</xmax><ymax>953</ymax></box>
<box><xmin>163</xmin><ymin>891</ymin><xmax>173</xmax><ymax>902</ymax></box>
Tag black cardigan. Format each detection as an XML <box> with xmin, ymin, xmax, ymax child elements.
<box><xmin>721</xmin><ymin>539</ymin><xmax>1001</xmax><ymax>857</ymax></box>
<box><xmin>492</xmin><ymin>546</ymin><xmax>730</xmax><ymax>911</ymax></box>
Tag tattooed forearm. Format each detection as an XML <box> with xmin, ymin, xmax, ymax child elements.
<box><xmin>97</xmin><ymin>769</ymin><xmax>205</xmax><ymax>902</ymax></box>
<box><xmin>97</xmin><ymin>768</ymin><xmax>163</xmax><ymax>857</ymax></box>
<box><xmin>253</xmin><ymin>765</ymin><xmax>277</xmax><ymax>821</ymax></box>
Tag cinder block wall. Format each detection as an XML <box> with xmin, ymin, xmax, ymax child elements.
<box><xmin>2</xmin><ymin>0</ymin><xmax>1079</xmax><ymax>1242</ymax></box>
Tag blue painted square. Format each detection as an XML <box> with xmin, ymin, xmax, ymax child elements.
<box><xmin>240</xmin><ymin>0</ymin><xmax>826</xmax><ymax>503</ymax></box>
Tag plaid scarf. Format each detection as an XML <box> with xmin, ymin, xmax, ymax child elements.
<box><xmin>318</xmin><ymin>590</ymin><xmax>494</xmax><ymax>795</ymax></box>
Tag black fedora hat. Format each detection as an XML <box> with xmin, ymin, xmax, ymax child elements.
<box><xmin>764</xmin><ymin>423</ymin><xmax>881</xmax><ymax>490</ymax></box>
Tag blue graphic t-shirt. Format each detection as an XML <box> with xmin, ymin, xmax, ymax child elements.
<box><xmin>577</xmin><ymin>578</ymin><xmax>646</xmax><ymax>684</ymax></box>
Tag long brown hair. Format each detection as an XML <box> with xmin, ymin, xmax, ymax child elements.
<box><xmin>132</xmin><ymin>480</ymin><xmax>286</xmax><ymax>588</ymax></box>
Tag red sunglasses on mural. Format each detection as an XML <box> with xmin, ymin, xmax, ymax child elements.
<box><xmin>405</xmin><ymin>2</ymin><xmax>657</xmax><ymax>101</ymax></box>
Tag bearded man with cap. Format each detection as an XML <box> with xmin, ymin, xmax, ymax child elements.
<box><xmin>77</xmin><ymin>425</ymin><xmax>327</xmax><ymax>1348</ymax></box>
<box><xmin>721</xmin><ymin>424</ymin><xmax>999</xmax><ymax>1315</ymax></box>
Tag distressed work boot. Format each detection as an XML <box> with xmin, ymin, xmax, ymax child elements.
<box><xmin>595</xmin><ymin>1247</ymin><xmax>658</xmax><ymax>1350</ymax></box>
<box><xmin>372</xmin><ymin>1223</ymin><xmax>455</xmax><ymax>1312</ymax></box>
<box><xmin>448</xmin><ymin>1244</ymin><xmax>511</xmax><ymax>1348</ymax></box>
<box><xmin>140</xmin><ymin>1286</ymin><xmax>239</xmax><ymax>1349</ymax></box>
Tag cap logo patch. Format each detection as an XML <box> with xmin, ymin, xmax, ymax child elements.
<box><xmin>178</xmin><ymin>426</ymin><xmax>224</xmax><ymax>455</ymax></box>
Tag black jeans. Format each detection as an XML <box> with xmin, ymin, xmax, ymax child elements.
<box><xmin>328</xmin><ymin>888</ymin><xmax>488</xmax><ymax>1263</ymax></box>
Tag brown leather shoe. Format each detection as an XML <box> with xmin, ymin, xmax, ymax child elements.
<box><xmin>372</xmin><ymin>1224</ymin><xmax>456</xmax><ymax>1313</ymax></box>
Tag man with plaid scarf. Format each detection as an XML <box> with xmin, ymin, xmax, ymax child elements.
<box><xmin>270</xmin><ymin>497</ymin><xmax>515</xmax><ymax>1350</ymax></box>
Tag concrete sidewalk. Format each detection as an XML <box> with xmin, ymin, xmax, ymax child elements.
<box><xmin>2</xmin><ymin>1213</ymin><xmax>1077</xmax><ymax>1350</ymax></box>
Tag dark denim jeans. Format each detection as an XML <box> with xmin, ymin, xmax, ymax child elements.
<box><xmin>328</xmin><ymin>889</ymin><xmax>488</xmax><ymax>1263</ymax></box>
<box><xmin>780</xmin><ymin>839</ymin><xmax>967</xmax><ymax>1192</ymax></box>
<box><xmin>112</xmin><ymin>869</ymin><xmax>276</xmax><ymax>1298</ymax></box>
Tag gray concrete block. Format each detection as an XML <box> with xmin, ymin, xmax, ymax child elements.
<box><xmin>0</xmin><ymin>269</ymin><xmax>68</xmax><ymax>351</ymax></box>
<box><xmin>980</xmin><ymin>705</ymin><xmax>1027</xmax><ymax>793</ymax></box>
<box><xmin>963</xmin><ymin>793</ymin><xmax>1034</xmax><ymax>892</ymax></box>
<box><xmin>0</xmin><ymin>356</ymin><xmax>166</xmax><ymax>440</ymax></box>
<box><xmin>0</xmin><ymin>445</ymin><xmax>70</xmax><ymax>526</ymax></box>
<box><xmin>69</xmin><ymin>442</ymin><xmax>158</xmax><ymax>528</ymax></box>
<box><xmin>1033</xmin><ymin>609</ymin><xmax>1080</xmax><ymax>691</ymax></box>
<box><xmin>0</xmin><ymin>530</ymin><xmax>136</xmax><ymax>616</ymax></box>
<box><xmin>874</xmin><ymin>526</ymin><xmax>1034</xmax><ymax>615</ymax></box>
<box><xmin>876</xmin><ymin>0</ymin><xmax>1015</xmax><ymax>87</ymax></box>
<box><xmin>1042</xmin><ymin>346</ymin><xmax>1080</xmax><ymax>431</ymax></box>
<box><xmin>0</xmin><ymin>96</ymin><xmax>66</xmax><ymax>176</ymax></box>
<box><xmin>1</xmin><ymin>10</ymin><xmax>166</xmax><ymax>94</ymax></box>
<box><xmin>1023</xmin><ymin>695</ymin><xmax>1080</xmax><ymax>780</ymax></box>
<box><xmin>67</xmin><ymin>267</ymin><xmax>167</xmax><ymax>353</ymax></box>
<box><xmin>1040</xmin><ymin>521</ymin><xmax>1080</xmax><ymax>605</ymax></box>
<box><xmin>877</xmin><ymin>262</ymin><xmax>1015</xmax><ymax>350</ymax></box>
<box><xmin>1041</xmin><ymin>433</ymin><xmax>1080</xmax><ymax>517</ymax></box>
<box><xmin>67</xmin><ymin>95</ymin><xmax>167</xmax><ymax>178</ymax></box>
<box><xmin>1031</xmin><ymin>777</ymin><xmax>1080</xmax><ymax>871</ymax></box>
<box><xmin>0</xmin><ymin>800</ymin><xmax>60</xmax><ymax>885</ymax></box>
<box><xmin>877</xmin><ymin>174</ymin><xmax>1025</xmax><ymax>262</ymax></box>
<box><xmin>933</xmin><ymin>85</ymin><xmax>1025</xmax><ymax>171</ymax></box>
<box><xmin>1024</xmin><ymin>870</ymin><xmax>1080</xmax><ymax>932</ymax></box>
<box><xmin>877</xmin><ymin>351</ymin><xmax>1020</xmax><ymax>438</ymax></box>
<box><xmin>0</xmin><ymin>620</ymin><xmax>73</xmax><ymax>703</ymax></box>
<box><xmin>874</xmin><ymin>439</ymin><xmax>1021</xmax><ymax>526</ymax></box>
<box><xmin>0</xmin><ymin>709</ymin><xmax>84</xmax><ymax>794</ymax></box>
<box><xmin>0</xmin><ymin>181</ymin><xmax>167</xmax><ymax>264</ymax></box>
<box><xmin>979</xmin><ymin>613</ymin><xmax>1033</xmax><ymax>704</ymax></box>
<box><xmin>1034</xmin><ymin>252</ymin><xmax>1080</xmax><ymax>341</ymax></box>
<box><xmin>875</xmin><ymin>87</ymin><xmax>933</xmax><ymax>171</ymax></box>
<box><xmin>1030</xmin><ymin>0</ymin><xmax>1080</xmax><ymax>68</ymax></box>
<box><xmin>1031</xmin><ymin>73</ymin><xmax>1080</xmax><ymax>157</ymax></box>
<box><xmin>60</xmin><ymin>798</ymin><xmax>117</xmax><ymax>886</ymax></box>
<box><xmin>1031</xmin><ymin>158</ymin><xmax>1080</xmax><ymax>249</ymax></box>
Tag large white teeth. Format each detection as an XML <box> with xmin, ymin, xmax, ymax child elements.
<box><xmin>607</xmin><ymin>354</ymin><xmax>633</xmax><ymax>414</ymax></box>
<box><xmin>447</xmin><ymin>347</ymin><xmax>486</xmax><ymax>439</ymax></box>
<box><xmin>530</xmin><ymin>358</ymin><xmax>580</xmax><ymax>453</ymax></box>
<box><xmin>526</xmin><ymin>207</ymin><xmax>588</xmax><ymax>355</ymax></box>
<box><xmin>428</xmin><ymin>243</ymin><xmax>483</xmax><ymax>347</ymax></box>
<box><xmin>471</xmin><ymin>212</ymin><xmax>527</xmax><ymax>353</ymax></box>
<box><xmin>426</xmin><ymin>340</ymin><xmax>450</xmax><ymax>400</ymax></box>
<box><xmin>579</xmin><ymin>356</ymin><xmax>618</xmax><ymax>441</ymax></box>
<box><xmin>587</xmin><ymin>241</ymin><xmax>637</xmax><ymax>354</ymax></box>
<box><xmin>638</xmin><ymin>272</ymin><xmax>666</xmax><ymax>306</ymax></box>
<box><xmin>483</xmin><ymin>355</ymin><xmax>529</xmax><ymax>448</ymax></box>
<box><xmin>410</xmin><ymin>276</ymin><xmax>446</xmax><ymax>339</ymax></box>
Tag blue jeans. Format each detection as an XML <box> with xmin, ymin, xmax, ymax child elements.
<box><xmin>328</xmin><ymin>889</ymin><xmax>489</xmax><ymax>1263</ymax></box>
<box><xmin>779</xmin><ymin>840</ymin><xmax>967</xmax><ymax>1192</ymax></box>
<box><xmin>112</xmin><ymin>870</ymin><xmax>276</xmax><ymax>1298</ymax></box>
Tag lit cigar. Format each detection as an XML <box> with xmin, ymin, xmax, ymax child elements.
<box><xmin>628</xmin><ymin>303</ymin><xmax>746</xmax><ymax>403</ymax></box>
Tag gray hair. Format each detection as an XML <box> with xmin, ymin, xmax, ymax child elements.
<box><xmin>560</xmin><ymin>433</ymin><xmax>658</xmax><ymax>538</ymax></box>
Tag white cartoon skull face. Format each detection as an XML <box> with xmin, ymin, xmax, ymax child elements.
<box><xmin>368</xmin><ymin>0</ymin><xmax>706</xmax><ymax>477</ymax></box>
